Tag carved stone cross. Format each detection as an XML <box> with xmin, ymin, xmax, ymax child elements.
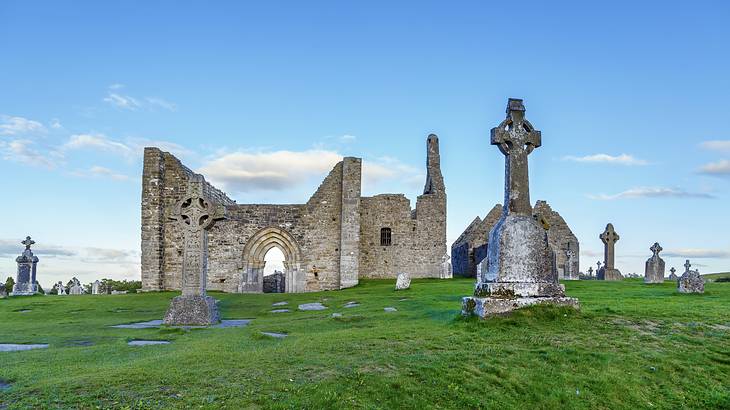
<box><xmin>684</xmin><ymin>259</ymin><xmax>692</xmax><ymax>273</ymax></box>
<box><xmin>22</xmin><ymin>236</ymin><xmax>35</xmax><ymax>250</ymax></box>
<box><xmin>491</xmin><ymin>98</ymin><xmax>542</xmax><ymax>216</ymax></box>
<box><xmin>650</xmin><ymin>242</ymin><xmax>662</xmax><ymax>258</ymax></box>
<box><xmin>600</xmin><ymin>224</ymin><xmax>620</xmax><ymax>270</ymax></box>
<box><xmin>168</xmin><ymin>175</ymin><xmax>226</xmax><ymax>297</ymax></box>
<box><xmin>597</xmin><ymin>261</ymin><xmax>602</xmax><ymax>270</ymax></box>
<box><xmin>670</xmin><ymin>267</ymin><xmax>676</xmax><ymax>275</ymax></box>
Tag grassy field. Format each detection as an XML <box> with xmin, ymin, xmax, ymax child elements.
<box><xmin>704</xmin><ymin>272</ymin><xmax>730</xmax><ymax>282</ymax></box>
<box><xmin>1</xmin><ymin>278</ymin><xmax>729</xmax><ymax>409</ymax></box>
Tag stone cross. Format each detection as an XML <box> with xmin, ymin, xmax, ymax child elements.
<box><xmin>565</xmin><ymin>249</ymin><xmax>575</xmax><ymax>276</ymax></box>
<box><xmin>670</xmin><ymin>267</ymin><xmax>676</xmax><ymax>276</ymax></box>
<box><xmin>490</xmin><ymin>98</ymin><xmax>542</xmax><ymax>216</ymax></box>
<box><xmin>588</xmin><ymin>267</ymin><xmax>594</xmax><ymax>276</ymax></box>
<box><xmin>22</xmin><ymin>236</ymin><xmax>35</xmax><ymax>250</ymax></box>
<box><xmin>600</xmin><ymin>224</ymin><xmax>620</xmax><ymax>270</ymax></box>
<box><xmin>650</xmin><ymin>242</ymin><xmax>662</xmax><ymax>258</ymax></box>
<box><xmin>168</xmin><ymin>175</ymin><xmax>226</xmax><ymax>297</ymax></box>
<box><xmin>684</xmin><ymin>259</ymin><xmax>692</xmax><ymax>273</ymax></box>
<box><xmin>597</xmin><ymin>261</ymin><xmax>602</xmax><ymax>271</ymax></box>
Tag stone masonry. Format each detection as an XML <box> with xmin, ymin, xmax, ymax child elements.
<box><xmin>141</xmin><ymin>135</ymin><xmax>447</xmax><ymax>293</ymax></box>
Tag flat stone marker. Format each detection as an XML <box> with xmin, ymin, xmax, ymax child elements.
<box><xmin>128</xmin><ymin>340</ymin><xmax>170</xmax><ymax>346</ymax></box>
<box><xmin>261</xmin><ymin>332</ymin><xmax>288</xmax><ymax>339</ymax></box>
<box><xmin>272</xmin><ymin>301</ymin><xmax>288</xmax><ymax>306</ymax></box>
<box><xmin>270</xmin><ymin>309</ymin><xmax>291</xmax><ymax>313</ymax></box>
<box><xmin>0</xmin><ymin>380</ymin><xmax>11</xmax><ymax>391</ymax></box>
<box><xmin>299</xmin><ymin>303</ymin><xmax>327</xmax><ymax>311</ymax></box>
<box><xmin>343</xmin><ymin>301</ymin><xmax>360</xmax><ymax>308</ymax></box>
<box><xmin>331</xmin><ymin>313</ymin><xmax>343</xmax><ymax>318</ymax></box>
<box><xmin>111</xmin><ymin>320</ymin><xmax>163</xmax><ymax>329</ymax></box>
<box><xmin>384</xmin><ymin>307</ymin><xmax>398</xmax><ymax>312</ymax></box>
<box><xmin>214</xmin><ymin>320</ymin><xmax>251</xmax><ymax>329</ymax></box>
<box><xmin>112</xmin><ymin>319</ymin><xmax>250</xmax><ymax>329</ymax></box>
<box><xmin>0</xmin><ymin>344</ymin><xmax>49</xmax><ymax>352</ymax></box>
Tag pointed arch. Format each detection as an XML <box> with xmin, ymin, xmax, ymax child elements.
<box><xmin>239</xmin><ymin>227</ymin><xmax>303</xmax><ymax>293</ymax></box>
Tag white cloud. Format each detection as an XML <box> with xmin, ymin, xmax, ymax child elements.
<box><xmin>109</xmin><ymin>83</ymin><xmax>125</xmax><ymax>90</ymax></box>
<box><xmin>663</xmin><ymin>248</ymin><xmax>730</xmax><ymax>258</ymax></box>
<box><xmin>63</xmin><ymin>133</ymin><xmax>135</xmax><ymax>157</ymax></box>
<box><xmin>339</xmin><ymin>134</ymin><xmax>357</xmax><ymax>142</ymax></box>
<box><xmin>50</xmin><ymin>118</ymin><xmax>63</xmax><ymax>129</ymax></box>
<box><xmin>103</xmin><ymin>93</ymin><xmax>141</xmax><ymax>110</ymax></box>
<box><xmin>362</xmin><ymin>156</ymin><xmax>424</xmax><ymax>192</ymax></box>
<box><xmin>0</xmin><ymin>239</ymin><xmax>75</xmax><ymax>258</ymax></box>
<box><xmin>700</xmin><ymin>140</ymin><xmax>730</xmax><ymax>152</ymax></box>
<box><xmin>563</xmin><ymin>153</ymin><xmax>649</xmax><ymax>166</ymax></box>
<box><xmin>103</xmin><ymin>85</ymin><xmax>176</xmax><ymax>112</ymax></box>
<box><xmin>699</xmin><ymin>159</ymin><xmax>730</xmax><ymax>176</ymax></box>
<box><xmin>0</xmin><ymin>115</ymin><xmax>47</xmax><ymax>136</ymax></box>
<box><xmin>145</xmin><ymin>97</ymin><xmax>177</xmax><ymax>111</ymax></box>
<box><xmin>72</xmin><ymin>165</ymin><xmax>130</xmax><ymax>181</ymax></box>
<box><xmin>588</xmin><ymin>187</ymin><xmax>715</xmax><ymax>200</ymax></box>
<box><xmin>0</xmin><ymin>139</ymin><xmax>58</xmax><ymax>169</ymax></box>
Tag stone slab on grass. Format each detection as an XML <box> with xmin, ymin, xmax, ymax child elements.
<box><xmin>128</xmin><ymin>340</ymin><xmax>170</xmax><ymax>346</ymax></box>
<box><xmin>0</xmin><ymin>344</ymin><xmax>49</xmax><ymax>352</ymax></box>
<box><xmin>299</xmin><ymin>303</ymin><xmax>327</xmax><ymax>311</ymax></box>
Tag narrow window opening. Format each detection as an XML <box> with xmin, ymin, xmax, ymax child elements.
<box><xmin>380</xmin><ymin>228</ymin><xmax>392</xmax><ymax>246</ymax></box>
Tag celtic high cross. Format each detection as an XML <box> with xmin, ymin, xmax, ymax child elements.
<box><xmin>491</xmin><ymin>98</ymin><xmax>542</xmax><ymax>216</ymax></box>
<box><xmin>600</xmin><ymin>224</ymin><xmax>620</xmax><ymax>270</ymax></box>
<box><xmin>22</xmin><ymin>236</ymin><xmax>35</xmax><ymax>250</ymax></box>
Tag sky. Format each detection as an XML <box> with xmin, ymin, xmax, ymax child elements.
<box><xmin>1</xmin><ymin>1</ymin><xmax>729</xmax><ymax>289</ymax></box>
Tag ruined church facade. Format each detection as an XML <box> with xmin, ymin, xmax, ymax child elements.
<box><xmin>141</xmin><ymin>135</ymin><xmax>447</xmax><ymax>293</ymax></box>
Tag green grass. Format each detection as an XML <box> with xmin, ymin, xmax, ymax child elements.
<box><xmin>1</xmin><ymin>278</ymin><xmax>729</xmax><ymax>409</ymax></box>
<box><xmin>704</xmin><ymin>272</ymin><xmax>730</xmax><ymax>282</ymax></box>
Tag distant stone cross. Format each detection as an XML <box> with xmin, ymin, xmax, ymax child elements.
<box><xmin>491</xmin><ymin>98</ymin><xmax>542</xmax><ymax>215</ymax></box>
<box><xmin>597</xmin><ymin>261</ymin><xmax>602</xmax><ymax>270</ymax></box>
<box><xmin>684</xmin><ymin>259</ymin><xmax>692</xmax><ymax>273</ymax></box>
<box><xmin>650</xmin><ymin>242</ymin><xmax>662</xmax><ymax>257</ymax></box>
<box><xmin>670</xmin><ymin>267</ymin><xmax>676</xmax><ymax>276</ymax></box>
<box><xmin>22</xmin><ymin>236</ymin><xmax>35</xmax><ymax>250</ymax></box>
<box><xmin>600</xmin><ymin>224</ymin><xmax>620</xmax><ymax>270</ymax></box>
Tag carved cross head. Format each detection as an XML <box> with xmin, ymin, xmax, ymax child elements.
<box><xmin>670</xmin><ymin>267</ymin><xmax>676</xmax><ymax>274</ymax></box>
<box><xmin>566</xmin><ymin>249</ymin><xmax>575</xmax><ymax>259</ymax></box>
<box><xmin>650</xmin><ymin>242</ymin><xmax>662</xmax><ymax>257</ymax></box>
<box><xmin>21</xmin><ymin>236</ymin><xmax>35</xmax><ymax>250</ymax></box>
<box><xmin>588</xmin><ymin>267</ymin><xmax>594</xmax><ymax>274</ymax></box>
<box><xmin>684</xmin><ymin>259</ymin><xmax>692</xmax><ymax>273</ymax></box>
<box><xmin>490</xmin><ymin>98</ymin><xmax>542</xmax><ymax>157</ymax></box>
<box><xmin>169</xmin><ymin>175</ymin><xmax>226</xmax><ymax>233</ymax></box>
<box><xmin>597</xmin><ymin>261</ymin><xmax>602</xmax><ymax>269</ymax></box>
<box><xmin>600</xmin><ymin>224</ymin><xmax>620</xmax><ymax>245</ymax></box>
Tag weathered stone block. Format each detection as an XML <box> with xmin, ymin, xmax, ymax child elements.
<box><xmin>163</xmin><ymin>295</ymin><xmax>220</xmax><ymax>326</ymax></box>
<box><xmin>462</xmin><ymin>296</ymin><xmax>579</xmax><ymax>317</ymax></box>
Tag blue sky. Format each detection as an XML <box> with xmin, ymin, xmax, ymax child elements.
<box><xmin>1</xmin><ymin>1</ymin><xmax>729</xmax><ymax>289</ymax></box>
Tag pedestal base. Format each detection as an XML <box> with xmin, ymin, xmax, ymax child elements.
<box><xmin>598</xmin><ymin>268</ymin><xmax>623</xmax><ymax>281</ymax></box>
<box><xmin>163</xmin><ymin>295</ymin><xmax>220</xmax><ymax>326</ymax></box>
<box><xmin>462</xmin><ymin>296</ymin><xmax>579</xmax><ymax>318</ymax></box>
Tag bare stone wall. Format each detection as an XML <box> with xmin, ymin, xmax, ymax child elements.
<box><xmin>451</xmin><ymin>201</ymin><xmax>578</xmax><ymax>278</ymax></box>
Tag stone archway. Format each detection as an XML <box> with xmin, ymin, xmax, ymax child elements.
<box><xmin>238</xmin><ymin>227</ymin><xmax>303</xmax><ymax>293</ymax></box>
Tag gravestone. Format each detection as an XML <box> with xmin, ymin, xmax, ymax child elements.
<box><xmin>91</xmin><ymin>280</ymin><xmax>101</xmax><ymax>295</ymax></box>
<box><xmin>587</xmin><ymin>267</ymin><xmax>594</xmax><ymax>277</ymax></box>
<box><xmin>163</xmin><ymin>175</ymin><xmax>226</xmax><ymax>326</ymax></box>
<box><xmin>440</xmin><ymin>254</ymin><xmax>453</xmax><ymax>279</ymax></box>
<box><xmin>68</xmin><ymin>278</ymin><xmax>85</xmax><ymax>295</ymax></box>
<box><xmin>668</xmin><ymin>267</ymin><xmax>679</xmax><ymax>281</ymax></box>
<box><xmin>564</xmin><ymin>249</ymin><xmax>579</xmax><ymax>280</ymax></box>
<box><xmin>644</xmin><ymin>242</ymin><xmax>665</xmax><ymax>284</ymax></box>
<box><xmin>11</xmin><ymin>236</ymin><xmax>39</xmax><ymax>296</ymax></box>
<box><xmin>462</xmin><ymin>98</ymin><xmax>578</xmax><ymax>318</ymax></box>
<box><xmin>56</xmin><ymin>281</ymin><xmax>67</xmax><ymax>296</ymax></box>
<box><xmin>395</xmin><ymin>272</ymin><xmax>411</xmax><ymax>290</ymax></box>
<box><xmin>678</xmin><ymin>260</ymin><xmax>704</xmax><ymax>294</ymax></box>
<box><xmin>597</xmin><ymin>224</ymin><xmax>623</xmax><ymax>281</ymax></box>
<box><xmin>0</xmin><ymin>286</ymin><xmax>6</xmax><ymax>299</ymax></box>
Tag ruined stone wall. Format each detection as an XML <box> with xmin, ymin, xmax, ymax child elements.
<box><xmin>533</xmin><ymin>200</ymin><xmax>580</xmax><ymax>279</ymax></box>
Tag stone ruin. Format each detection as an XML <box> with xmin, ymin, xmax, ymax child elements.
<box><xmin>141</xmin><ymin>136</ymin><xmax>447</xmax><ymax>294</ymax></box>
<box><xmin>452</xmin><ymin>201</ymin><xmax>580</xmax><ymax>280</ymax></box>
<box><xmin>644</xmin><ymin>242</ymin><xmax>665</xmax><ymax>284</ymax></box>
<box><xmin>597</xmin><ymin>224</ymin><xmax>623</xmax><ymax>281</ymax></box>
<box><xmin>11</xmin><ymin>236</ymin><xmax>40</xmax><ymax>296</ymax></box>
<box><xmin>163</xmin><ymin>175</ymin><xmax>225</xmax><ymax>326</ymax></box>
<box><xmin>677</xmin><ymin>260</ymin><xmax>704</xmax><ymax>294</ymax></box>
<box><xmin>263</xmin><ymin>271</ymin><xmax>285</xmax><ymax>294</ymax></box>
<box><xmin>462</xmin><ymin>98</ymin><xmax>579</xmax><ymax>318</ymax></box>
<box><xmin>68</xmin><ymin>278</ymin><xmax>85</xmax><ymax>295</ymax></box>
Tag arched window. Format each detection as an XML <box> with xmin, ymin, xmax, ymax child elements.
<box><xmin>380</xmin><ymin>228</ymin><xmax>392</xmax><ymax>246</ymax></box>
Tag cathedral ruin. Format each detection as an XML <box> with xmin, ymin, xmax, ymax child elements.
<box><xmin>141</xmin><ymin>135</ymin><xmax>447</xmax><ymax>293</ymax></box>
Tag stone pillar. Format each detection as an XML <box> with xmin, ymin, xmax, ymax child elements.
<box><xmin>644</xmin><ymin>242</ymin><xmax>665</xmax><ymax>284</ymax></box>
<box><xmin>462</xmin><ymin>99</ymin><xmax>578</xmax><ymax>318</ymax></box>
<box><xmin>339</xmin><ymin>157</ymin><xmax>361</xmax><ymax>289</ymax></box>
<box><xmin>597</xmin><ymin>224</ymin><xmax>623</xmax><ymax>281</ymax></box>
<box><xmin>163</xmin><ymin>175</ymin><xmax>226</xmax><ymax>326</ymax></box>
<box><xmin>141</xmin><ymin>147</ymin><xmax>166</xmax><ymax>292</ymax></box>
<box><xmin>11</xmin><ymin>236</ymin><xmax>39</xmax><ymax>296</ymax></box>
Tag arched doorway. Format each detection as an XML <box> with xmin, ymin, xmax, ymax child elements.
<box><xmin>239</xmin><ymin>227</ymin><xmax>303</xmax><ymax>293</ymax></box>
<box><xmin>262</xmin><ymin>247</ymin><xmax>285</xmax><ymax>293</ymax></box>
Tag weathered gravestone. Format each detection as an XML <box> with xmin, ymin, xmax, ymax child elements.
<box><xmin>644</xmin><ymin>242</ymin><xmax>665</xmax><ymax>284</ymax></box>
<box><xmin>597</xmin><ymin>224</ymin><xmax>623</xmax><ymax>281</ymax></box>
<box><xmin>587</xmin><ymin>267</ymin><xmax>594</xmax><ymax>277</ymax></box>
<box><xmin>440</xmin><ymin>254</ymin><xmax>453</xmax><ymax>279</ymax></box>
<box><xmin>462</xmin><ymin>98</ymin><xmax>578</xmax><ymax>318</ymax></box>
<box><xmin>68</xmin><ymin>278</ymin><xmax>85</xmax><ymax>295</ymax></box>
<box><xmin>395</xmin><ymin>272</ymin><xmax>411</xmax><ymax>290</ymax></box>
<box><xmin>668</xmin><ymin>267</ymin><xmax>679</xmax><ymax>281</ymax></box>
<box><xmin>11</xmin><ymin>236</ymin><xmax>40</xmax><ymax>296</ymax></box>
<box><xmin>163</xmin><ymin>175</ymin><xmax>226</xmax><ymax>326</ymax></box>
<box><xmin>564</xmin><ymin>249</ymin><xmax>579</xmax><ymax>280</ymax></box>
<box><xmin>0</xmin><ymin>286</ymin><xmax>6</xmax><ymax>299</ymax></box>
<box><xmin>91</xmin><ymin>280</ymin><xmax>101</xmax><ymax>295</ymax></box>
<box><xmin>55</xmin><ymin>281</ymin><xmax>67</xmax><ymax>296</ymax></box>
<box><xmin>678</xmin><ymin>260</ymin><xmax>704</xmax><ymax>294</ymax></box>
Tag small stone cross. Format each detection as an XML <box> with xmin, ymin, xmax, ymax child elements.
<box><xmin>650</xmin><ymin>242</ymin><xmax>662</xmax><ymax>257</ymax></box>
<box><xmin>588</xmin><ymin>267</ymin><xmax>594</xmax><ymax>276</ymax></box>
<box><xmin>684</xmin><ymin>259</ymin><xmax>691</xmax><ymax>273</ymax></box>
<box><xmin>490</xmin><ymin>98</ymin><xmax>542</xmax><ymax>215</ymax></box>
<box><xmin>670</xmin><ymin>267</ymin><xmax>676</xmax><ymax>275</ymax></box>
<box><xmin>21</xmin><ymin>236</ymin><xmax>35</xmax><ymax>250</ymax></box>
<box><xmin>597</xmin><ymin>261</ymin><xmax>602</xmax><ymax>270</ymax></box>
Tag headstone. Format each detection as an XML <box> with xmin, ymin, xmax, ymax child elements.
<box><xmin>440</xmin><ymin>254</ymin><xmax>453</xmax><ymax>279</ymax></box>
<box><xmin>11</xmin><ymin>236</ymin><xmax>39</xmax><ymax>296</ymax></box>
<box><xmin>0</xmin><ymin>286</ymin><xmax>6</xmax><ymax>299</ymax></box>
<box><xmin>462</xmin><ymin>98</ymin><xmax>579</xmax><ymax>318</ymax></box>
<box><xmin>597</xmin><ymin>224</ymin><xmax>623</xmax><ymax>281</ymax></box>
<box><xmin>678</xmin><ymin>260</ymin><xmax>704</xmax><ymax>294</ymax></box>
<box><xmin>564</xmin><ymin>249</ymin><xmax>579</xmax><ymax>280</ymax></box>
<box><xmin>91</xmin><ymin>280</ymin><xmax>101</xmax><ymax>295</ymax></box>
<box><xmin>68</xmin><ymin>278</ymin><xmax>85</xmax><ymax>295</ymax></box>
<box><xmin>644</xmin><ymin>242</ymin><xmax>665</xmax><ymax>284</ymax></box>
<box><xmin>56</xmin><ymin>281</ymin><xmax>67</xmax><ymax>296</ymax></box>
<box><xmin>668</xmin><ymin>267</ymin><xmax>679</xmax><ymax>281</ymax></box>
<box><xmin>395</xmin><ymin>272</ymin><xmax>411</xmax><ymax>290</ymax></box>
<box><xmin>163</xmin><ymin>175</ymin><xmax>226</xmax><ymax>326</ymax></box>
<box><xmin>587</xmin><ymin>267</ymin><xmax>594</xmax><ymax>277</ymax></box>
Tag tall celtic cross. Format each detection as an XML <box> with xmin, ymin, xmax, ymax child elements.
<box><xmin>650</xmin><ymin>242</ymin><xmax>662</xmax><ymax>258</ymax></box>
<box><xmin>22</xmin><ymin>236</ymin><xmax>35</xmax><ymax>250</ymax></box>
<box><xmin>600</xmin><ymin>224</ymin><xmax>620</xmax><ymax>270</ymax></box>
<box><xmin>491</xmin><ymin>98</ymin><xmax>542</xmax><ymax>216</ymax></box>
<box><xmin>169</xmin><ymin>175</ymin><xmax>226</xmax><ymax>297</ymax></box>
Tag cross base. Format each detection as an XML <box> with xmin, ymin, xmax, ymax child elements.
<box><xmin>163</xmin><ymin>295</ymin><xmax>220</xmax><ymax>326</ymax></box>
<box><xmin>597</xmin><ymin>268</ymin><xmax>623</xmax><ymax>281</ymax></box>
<box><xmin>462</xmin><ymin>295</ymin><xmax>579</xmax><ymax>318</ymax></box>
